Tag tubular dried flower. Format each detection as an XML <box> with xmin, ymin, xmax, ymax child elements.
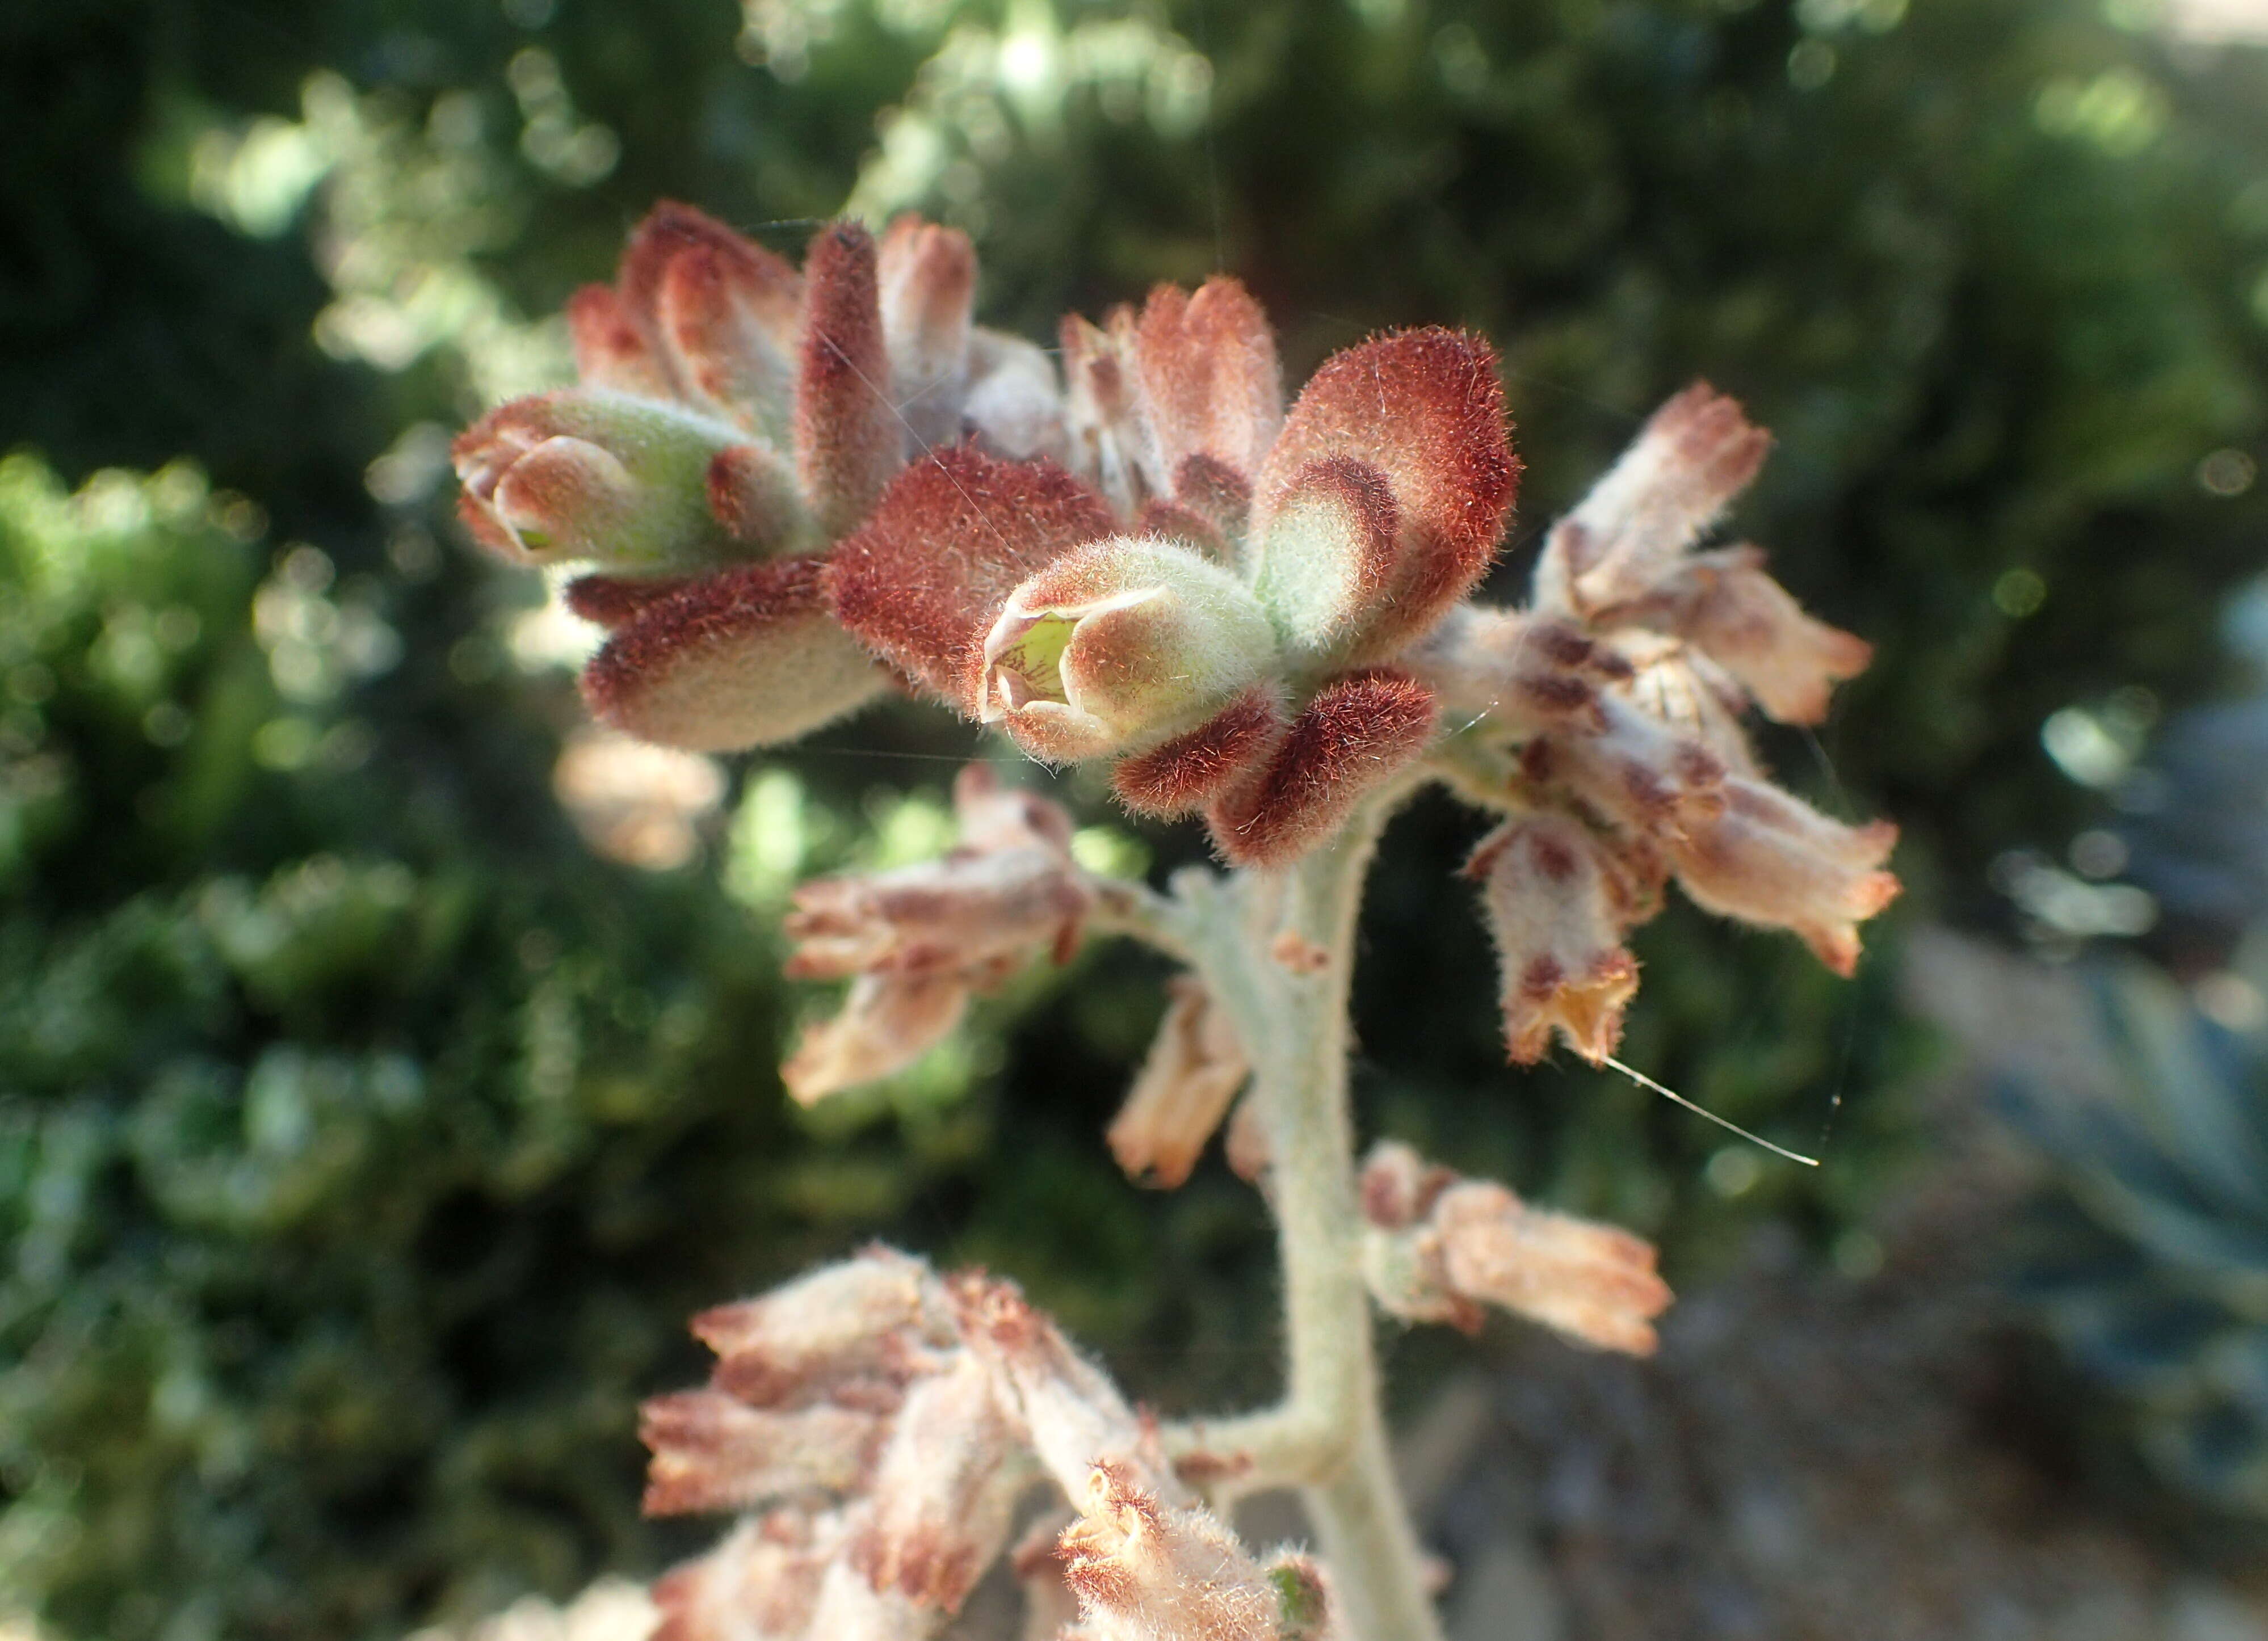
<box><xmin>1107</xmin><ymin>975</ymin><xmax>1250</xmax><ymax>1188</ymax></box>
<box><xmin>1467</xmin><ymin>813</ymin><xmax>1647</xmax><ymax>1067</ymax></box>
<box><xmin>1357</xmin><ymin>1143</ymin><xmax>1672</xmax><ymax>1355</ymax></box>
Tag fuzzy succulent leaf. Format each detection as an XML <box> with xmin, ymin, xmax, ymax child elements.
<box><xmin>581</xmin><ymin>556</ymin><xmax>887</xmax><ymax>752</ymax></box>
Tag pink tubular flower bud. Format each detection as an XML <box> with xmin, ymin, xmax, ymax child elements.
<box><xmin>1434</xmin><ymin>1180</ymin><xmax>1672</xmax><ymax>1356</ymax></box>
<box><xmin>1542</xmin><ymin>689</ymin><xmax>1727</xmax><ymax>835</ymax></box>
<box><xmin>782</xmin><ymin>838</ymin><xmax>1092</xmax><ymax>982</ymax></box>
<box><xmin>780</xmin><ymin>767</ymin><xmax>1094</xmax><ymax>1101</ymax></box>
<box><xmin>981</xmin><ymin>537</ymin><xmax>1280</xmax><ymax>763</ymax></box>
<box><xmin>692</xmin><ymin>1246</ymin><xmax>953</xmax><ymax>1408</ymax></box>
<box><xmin>951</xmin><ymin>1274</ymin><xmax>1162</xmax><ymax>1498</ymax></box>
<box><xmin>640</xmin><ymin>1390</ymin><xmax>888</xmax><ymax>1514</ymax></box>
<box><xmin>1356</xmin><ymin>1143</ymin><xmax>1671</xmax><ymax>1356</ymax></box>
<box><xmin>453</xmin><ymin>389</ymin><xmax>808</xmax><ymax>569</ymax></box>
<box><xmin>1668</xmin><ymin>775</ymin><xmax>1900</xmax><ymax>977</ymax></box>
<box><xmin>1107</xmin><ymin>976</ymin><xmax>1250</xmax><ymax>1189</ymax></box>
<box><xmin>1406</xmin><ymin>603</ymin><xmax>1632</xmax><ymax>731</ymax></box>
<box><xmin>1468</xmin><ymin>813</ymin><xmax>1644</xmax><ymax>1066</ymax></box>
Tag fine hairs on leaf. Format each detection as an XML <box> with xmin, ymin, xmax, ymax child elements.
<box><xmin>448</xmin><ymin>199</ymin><xmax>1896</xmax><ymax>1640</ymax></box>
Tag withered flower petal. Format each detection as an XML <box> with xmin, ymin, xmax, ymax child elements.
<box><xmin>1536</xmin><ymin>380</ymin><xmax>1770</xmax><ymax>618</ymax></box>
<box><xmin>1608</xmin><ymin>545</ymin><xmax>1873</xmax><ymax>726</ymax></box>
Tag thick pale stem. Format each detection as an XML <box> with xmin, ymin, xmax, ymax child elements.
<box><xmin>1268</xmin><ymin>813</ymin><xmax>1442</xmax><ymax>1641</ymax></box>
<box><xmin>1159</xmin><ymin>789</ymin><xmax>1442</xmax><ymax>1641</ymax></box>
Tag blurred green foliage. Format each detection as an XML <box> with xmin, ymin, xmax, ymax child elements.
<box><xmin>3</xmin><ymin>0</ymin><xmax>2266</xmax><ymax>1630</ymax></box>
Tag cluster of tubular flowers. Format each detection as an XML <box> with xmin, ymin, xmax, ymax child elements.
<box><xmin>1409</xmin><ymin>381</ymin><xmax>1899</xmax><ymax>1064</ymax></box>
<box><xmin>640</xmin><ymin>1246</ymin><xmax>1339</xmax><ymax>1641</ymax></box>
<box><xmin>779</xmin><ymin>765</ymin><xmax>1097</xmax><ymax>1102</ymax></box>
<box><xmin>453</xmin><ymin>207</ymin><xmax>1897</xmax><ymax>1077</ymax></box>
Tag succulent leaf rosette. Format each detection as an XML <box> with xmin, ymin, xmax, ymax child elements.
<box><xmin>454</xmin><ymin>205</ymin><xmax>1895</xmax><ymax>1076</ymax></box>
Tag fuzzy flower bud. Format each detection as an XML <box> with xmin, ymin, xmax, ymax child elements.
<box><xmin>455</xmin><ymin>389</ymin><xmax>806</xmax><ymax>569</ymax></box>
<box><xmin>981</xmin><ymin>537</ymin><xmax>1280</xmax><ymax>763</ymax></box>
<box><xmin>639</xmin><ymin>1390</ymin><xmax>887</xmax><ymax>1514</ymax></box>
<box><xmin>1358</xmin><ymin>1142</ymin><xmax>1672</xmax><ymax>1355</ymax></box>
<box><xmin>1432</xmin><ymin>1179</ymin><xmax>1672</xmax><ymax>1356</ymax></box>
<box><xmin>1468</xmin><ymin>813</ymin><xmax>1648</xmax><ymax>1066</ymax></box>
<box><xmin>849</xmin><ymin>1352</ymin><xmax>1027</xmax><ymax>1611</ymax></box>
<box><xmin>1535</xmin><ymin>381</ymin><xmax>1770</xmax><ymax>619</ymax></box>
<box><xmin>1107</xmin><ymin>975</ymin><xmax>1250</xmax><ymax>1188</ymax></box>
<box><xmin>782</xmin><ymin>835</ymin><xmax>1091</xmax><ymax>982</ymax></box>
<box><xmin>950</xmin><ymin>1274</ymin><xmax>1162</xmax><ymax>1499</ymax></box>
<box><xmin>691</xmin><ymin>1246</ymin><xmax>952</xmax><ymax>1407</ymax></box>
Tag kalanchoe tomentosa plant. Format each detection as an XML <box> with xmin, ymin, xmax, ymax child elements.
<box><xmin>451</xmin><ymin>202</ymin><xmax>1900</xmax><ymax>1641</ymax></box>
